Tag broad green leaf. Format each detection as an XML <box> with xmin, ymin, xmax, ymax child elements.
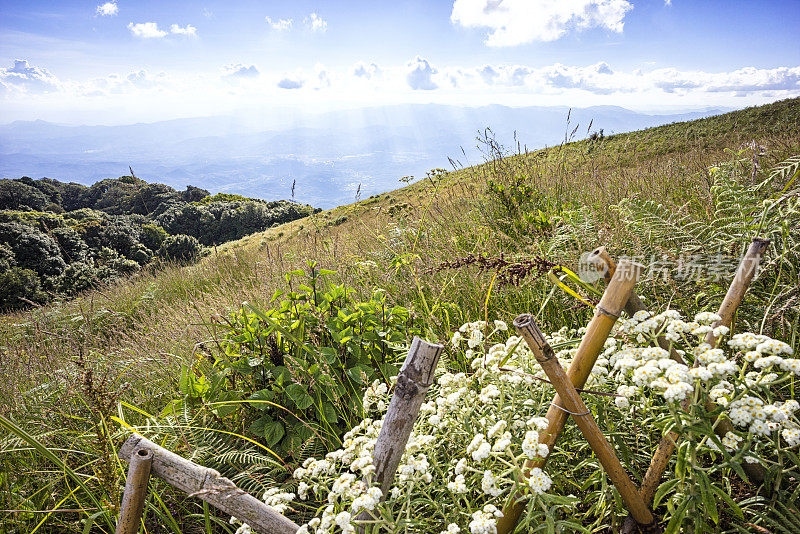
<box><xmin>264</xmin><ymin>420</ymin><xmax>285</xmax><ymax>447</ymax></box>
<box><xmin>285</xmin><ymin>383</ymin><xmax>314</xmax><ymax>410</ymax></box>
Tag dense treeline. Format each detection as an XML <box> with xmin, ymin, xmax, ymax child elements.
<box><xmin>0</xmin><ymin>176</ymin><xmax>315</xmax><ymax>310</ymax></box>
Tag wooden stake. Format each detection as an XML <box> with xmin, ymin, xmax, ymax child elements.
<box><xmin>116</xmin><ymin>447</ymin><xmax>153</xmax><ymax>534</ymax></box>
<box><xmin>513</xmin><ymin>314</ymin><xmax>655</xmax><ymax>527</ymax></box>
<box><xmin>118</xmin><ymin>434</ymin><xmax>300</xmax><ymax>534</ymax></box>
<box><xmin>588</xmin><ymin>247</ymin><xmax>684</xmax><ymax>364</ymax></box>
<box><xmin>588</xmin><ymin>247</ymin><xmax>649</xmax><ymax>319</ymax></box>
<box><xmin>355</xmin><ymin>337</ymin><xmax>444</xmax><ymax>529</ymax></box>
<box><xmin>620</xmin><ymin>237</ymin><xmax>770</xmax><ymax>534</ymax></box>
<box><xmin>497</xmin><ymin>260</ymin><xmax>641</xmax><ymax>534</ymax></box>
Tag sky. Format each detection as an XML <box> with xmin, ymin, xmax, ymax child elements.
<box><xmin>1</xmin><ymin>0</ymin><xmax>799</xmax><ymax>124</ymax></box>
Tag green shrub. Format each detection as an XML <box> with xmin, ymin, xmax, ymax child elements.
<box><xmin>0</xmin><ymin>243</ymin><xmax>14</xmax><ymax>269</ymax></box>
<box><xmin>0</xmin><ymin>221</ymin><xmax>65</xmax><ymax>278</ymax></box>
<box><xmin>0</xmin><ymin>266</ymin><xmax>44</xmax><ymax>310</ymax></box>
<box><xmin>57</xmin><ymin>261</ymin><xmax>99</xmax><ymax>294</ymax></box>
<box><xmin>51</xmin><ymin>226</ymin><xmax>89</xmax><ymax>263</ymax></box>
<box><xmin>97</xmin><ymin>247</ymin><xmax>140</xmax><ymax>276</ymax></box>
<box><xmin>177</xmin><ymin>263</ymin><xmax>420</xmax><ymax>458</ymax></box>
<box><xmin>0</xmin><ymin>179</ymin><xmax>49</xmax><ymax>211</ymax></box>
<box><xmin>158</xmin><ymin>234</ymin><xmax>202</xmax><ymax>263</ymax></box>
<box><xmin>140</xmin><ymin>223</ymin><xmax>168</xmax><ymax>251</ymax></box>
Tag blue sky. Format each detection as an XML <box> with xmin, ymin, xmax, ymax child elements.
<box><xmin>1</xmin><ymin>0</ymin><xmax>798</xmax><ymax>123</ymax></box>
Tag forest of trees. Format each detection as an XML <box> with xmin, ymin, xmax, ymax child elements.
<box><xmin>0</xmin><ymin>176</ymin><xmax>316</xmax><ymax>310</ymax></box>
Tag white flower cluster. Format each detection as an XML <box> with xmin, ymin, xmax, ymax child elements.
<box><xmin>231</xmin><ymin>309</ymin><xmax>794</xmax><ymax>533</ymax></box>
<box><xmin>292</xmin><ymin>321</ymin><xmax>556</xmax><ymax>533</ymax></box>
<box><xmin>606</xmin><ymin>309</ymin><xmax>799</xmax><ymax>454</ymax></box>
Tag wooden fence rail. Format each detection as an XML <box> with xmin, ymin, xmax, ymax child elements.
<box><xmin>118</xmin><ymin>434</ymin><xmax>300</xmax><ymax>534</ymax></box>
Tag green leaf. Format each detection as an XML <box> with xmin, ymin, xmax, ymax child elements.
<box><xmin>346</xmin><ymin>365</ymin><xmax>370</xmax><ymax>384</ymax></box>
<box><xmin>249</xmin><ymin>414</ymin><xmax>273</xmax><ymax>436</ymax></box>
<box><xmin>697</xmin><ymin>471</ymin><xmax>718</xmax><ymax>525</ymax></box>
<box><xmin>212</xmin><ymin>391</ymin><xmax>240</xmax><ymax>418</ymax></box>
<box><xmin>248</xmin><ymin>389</ymin><xmax>275</xmax><ymax>410</ymax></box>
<box><xmin>322</xmin><ymin>402</ymin><xmax>339</xmax><ymax>424</ymax></box>
<box><xmin>263</xmin><ymin>420</ymin><xmax>285</xmax><ymax>447</ymax></box>
<box><xmin>653</xmin><ymin>479</ymin><xmax>680</xmax><ymax>509</ymax></box>
<box><xmin>709</xmin><ymin>483</ymin><xmax>743</xmax><ymax>519</ymax></box>
<box><xmin>285</xmin><ymin>383</ymin><xmax>314</xmax><ymax>410</ymax></box>
<box><xmin>159</xmin><ymin>398</ymin><xmax>184</xmax><ymax>418</ymax></box>
<box><xmin>664</xmin><ymin>497</ymin><xmax>690</xmax><ymax>534</ymax></box>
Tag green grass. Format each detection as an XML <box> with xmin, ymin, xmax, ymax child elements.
<box><xmin>1</xmin><ymin>97</ymin><xmax>799</xmax><ymax>533</ymax></box>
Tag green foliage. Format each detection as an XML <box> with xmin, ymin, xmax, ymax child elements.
<box><xmin>57</xmin><ymin>261</ymin><xmax>99</xmax><ymax>294</ymax></box>
<box><xmin>0</xmin><ymin>179</ymin><xmax>49</xmax><ymax>211</ymax></box>
<box><xmin>140</xmin><ymin>223</ymin><xmax>168</xmax><ymax>251</ymax></box>
<box><xmin>0</xmin><ymin>267</ymin><xmax>45</xmax><ymax>310</ymax></box>
<box><xmin>97</xmin><ymin>246</ymin><xmax>141</xmax><ymax>276</ymax></box>
<box><xmin>0</xmin><ymin>176</ymin><xmax>315</xmax><ymax>308</ymax></box>
<box><xmin>157</xmin><ymin>198</ymin><xmax>314</xmax><ymax>245</ymax></box>
<box><xmin>0</xmin><ymin>221</ymin><xmax>65</xmax><ymax>278</ymax></box>
<box><xmin>159</xmin><ymin>234</ymin><xmax>203</xmax><ymax>263</ymax></box>
<box><xmin>181</xmin><ymin>263</ymin><xmax>419</xmax><ymax>458</ymax></box>
<box><xmin>51</xmin><ymin>225</ymin><xmax>88</xmax><ymax>263</ymax></box>
<box><xmin>196</xmin><ymin>192</ymin><xmax>258</xmax><ymax>204</ymax></box>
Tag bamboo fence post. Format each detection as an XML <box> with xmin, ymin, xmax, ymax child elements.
<box><xmin>355</xmin><ymin>337</ymin><xmax>444</xmax><ymax>529</ymax></box>
<box><xmin>587</xmin><ymin>247</ymin><xmax>649</xmax><ymax>319</ymax></box>
<box><xmin>620</xmin><ymin>237</ymin><xmax>770</xmax><ymax>534</ymax></box>
<box><xmin>118</xmin><ymin>434</ymin><xmax>300</xmax><ymax>534</ymax></box>
<box><xmin>513</xmin><ymin>314</ymin><xmax>655</xmax><ymax>527</ymax></box>
<box><xmin>116</xmin><ymin>447</ymin><xmax>153</xmax><ymax>534</ymax></box>
<box><xmin>588</xmin><ymin>247</ymin><xmax>684</xmax><ymax>364</ymax></box>
<box><xmin>497</xmin><ymin>260</ymin><xmax>642</xmax><ymax>534</ymax></box>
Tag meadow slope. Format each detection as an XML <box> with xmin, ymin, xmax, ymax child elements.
<box><xmin>1</xmin><ymin>97</ymin><xmax>799</xmax><ymax>533</ymax></box>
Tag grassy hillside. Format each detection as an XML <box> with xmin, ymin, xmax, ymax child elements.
<box><xmin>1</xmin><ymin>97</ymin><xmax>799</xmax><ymax>533</ymax></box>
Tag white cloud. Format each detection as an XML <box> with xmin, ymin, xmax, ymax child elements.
<box><xmin>406</xmin><ymin>56</ymin><xmax>438</xmax><ymax>90</ymax></box>
<box><xmin>170</xmin><ymin>24</ymin><xmax>198</xmax><ymax>37</ymax></box>
<box><xmin>96</xmin><ymin>2</ymin><xmax>118</xmax><ymax>17</ymax></box>
<box><xmin>223</xmin><ymin>64</ymin><xmax>260</xmax><ymax>79</ymax></box>
<box><xmin>305</xmin><ymin>13</ymin><xmax>327</xmax><ymax>32</ymax></box>
<box><xmin>705</xmin><ymin>66</ymin><xmax>800</xmax><ymax>93</ymax></box>
<box><xmin>0</xmin><ymin>59</ymin><xmax>60</xmax><ymax>94</ymax></box>
<box><xmin>353</xmin><ymin>61</ymin><xmax>381</xmax><ymax>79</ymax></box>
<box><xmin>451</xmin><ymin>0</ymin><xmax>633</xmax><ymax>46</ymax></box>
<box><xmin>128</xmin><ymin>22</ymin><xmax>167</xmax><ymax>39</ymax></box>
<box><xmin>125</xmin><ymin>70</ymin><xmax>167</xmax><ymax>89</ymax></box>
<box><xmin>277</xmin><ymin>75</ymin><xmax>304</xmax><ymax>89</ymax></box>
<box><xmin>541</xmin><ymin>62</ymin><xmax>618</xmax><ymax>94</ymax></box>
<box><xmin>266</xmin><ymin>16</ymin><xmax>293</xmax><ymax>30</ymax></box>
<box><xmin>315</xmin><ymin>64</ymin><xmax>331</xmax><ymax>88</ymax></box>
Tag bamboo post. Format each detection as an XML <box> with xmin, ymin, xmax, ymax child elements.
<box><xmin>587</xmin><ymin>247</ymin><xmax>649</xmax><ymax>319</ymax></box>
<box><xmin>116</xmin><ymin>447</ymin><xmax>153</xmax><ymax>534</ymax></box>
<box><xmin>620</xmin><ymin>237</ymin><xmax>770</xmax><ymax>534</ymax></box>
<box><xmin>497</xmin><ymin>260</ymin><xmax>642</xmax><ymax>534</ymax></box>
<box><xmin>513</xmin><ymin>314</ymin><xmax>655</xmax><ymax>527</ymax></box>
<box><xmin>588</xmin><ymin>247</ymin><xmax>684</xmax><ymax>364</ymax></box>
<box><xmin>118</xmin><ymin>434</ymin><xmax>300</xmax><ymax>534</ymax></box>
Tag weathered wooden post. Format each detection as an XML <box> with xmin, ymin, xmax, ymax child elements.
<box><xmin>497</xmin><ymin>260</ymin><xmax>642</xmax><ymax>534</ymax></box>
<box><xmin>355</xmin><ymin>336</ymin><xmax>444</xmax><ymax>529</ymax></box>
<box><xmin>116</xmin><ymin>447</ymin><xmax>153</xmax><ymax>534</ymax></box>
<box><xmin>513</xmin><ymin>314</ymin><xmax>655</xmax><ymax>528</ymax></box>
<box><xmin>118</xmin><ymin>434</ymin><xmax>300</xmax><ymax>534</ymax></box>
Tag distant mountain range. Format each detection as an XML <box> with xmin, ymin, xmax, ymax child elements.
<box><xmin>0</xmin><ymin>104</ymin><xmax>729</xmax><ymax>208</ymax></box>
